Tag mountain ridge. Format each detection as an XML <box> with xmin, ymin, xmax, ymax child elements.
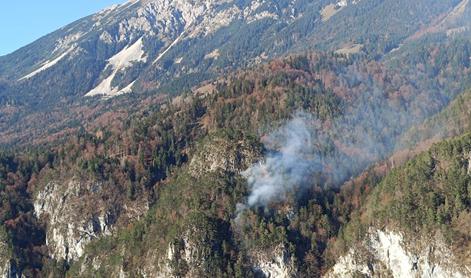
<box><xmin>0</xmin><ymin>1</ymin><xmax>470</xmax><ymax>277</ymax></box>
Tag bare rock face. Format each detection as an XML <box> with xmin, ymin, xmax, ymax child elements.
<box><xmin>157</xmin><ymin>235</ymin><xmax>210</xmax><ymax>278</ymax></box>
<box><xmin>10</xmin><ymin>0</ymin><xmax>302</xmax><ymax>98</ymax></box>
<box><xmin>0</xmin><ymin>235</ymin><xmax>10</xmax><ymax>278</ymax></box>
<box><xmin>326</xmin><ymin>229</ymin><xmax>470</xmax><ymax>278</ymax></box>
<box><xmin>155</xmin><ymin>232</ymin><xmax>297</xmax><ymax>278</ymax></box>
<box><xmin>0</xmin><ymin>263</ymin><xmax>18</xmax><ymax>278</ymax></box>
<box><xmin>467</xmin><ymin>151</ymin><xmax>471</xmax><ymax>175</ymax></box>
<box><xmin>188</xmin><ymin>134</ymin><xmax>263</xmax><ymax>177</ymax></box>
<box><xmin>33</xmin><ymin>177</ymin><xmax>148</xmax><ymax>263</ymax></box>
<box><xmin>71</xmin><ymin>200</ymin><xmax>230</xmax><ymax>277</ymax></box>
<box><xmin>252</xmin><ymin>245</ymin><xmax>297</xmax><ymax>278</ymax></box>
<box><xmin>157</xmin><ymin>212</ymin><xmax>225</xmax><ymax>277</ymax></box>
<box><xmin>96</xmin><ymin>0</ymin><xmax>300</xmax><ymax>44</ymax></box>
<box><xmin>0</xmin><ymin>230</ymin><xmax>18</xmax><ymax>278</ymax></box>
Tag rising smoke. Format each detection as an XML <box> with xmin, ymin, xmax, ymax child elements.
<box><xmin>234</xmin><ymin>47</ymin><xmax>467</xmax><ymax>220</ymax></box>
<box><xmin>241</xmin><ymin>112</ymin><xmax>319</xmax><ymax>208</ymax></box>
<box><xmin>236</xmin><ymin>87</ymin><xmax>426</xmax><ymax>217</ymax></box>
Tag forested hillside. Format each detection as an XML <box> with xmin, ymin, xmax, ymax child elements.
<box><xmin>1</xmin><ymin>0</ymin><xmax>471</xmax><ymax>146</ymax></box>
<box><xmin>0</xmin><ymin>0</ymin><xmax>471</xmax><ymax>277</ymax></box>
<box><xmin>328</xmin><ymin>132</ymin><xmax>471</xmax><ymax>277</ymax></box>
<box><xmin>0</xmin><ymin>49</ymin><xmax>470</xmax><ymax>276</ymax></box>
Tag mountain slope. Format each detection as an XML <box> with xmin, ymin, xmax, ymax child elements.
<box><xmin>328</xmin><ymin>132</ymin><xmax>471</xmax><ymax>277</ymax></box>
<box><xmin>0</xmin><ymin>0</ymin><xmax>470</xmax><ymax>147</ymax></box>
<box><xmin>2</xmin><ymin>0</ymin><xmax>467</xmax><ymax>98</ymax></box>
<box><xmin>399</xmin><ymin>89</ymin><xmax>471</xmax><ymax>149</ymax></box>
<box><xmin>0</xmin><ymin>0</ymin><xmax>471</xmax><ymax>277</ymax></box>
<box><xmin>0</xmin><ymin>50</ymin><xmax>470</xmax><ymax>276</ymax></box>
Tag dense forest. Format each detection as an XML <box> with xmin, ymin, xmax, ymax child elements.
<box><xmin>0</xmin><ymin>41</ymin><xmax>470</xmax><ymax>275</ymax></box>
<box><xmin>0</xmin><ymin>1</ymin><xmax>471</xmax><ymax>275</ymax></box>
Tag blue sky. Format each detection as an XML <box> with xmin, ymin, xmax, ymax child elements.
<box><xmin>0</xmin><ymin>1</ymin><xmax>126</xmax><ymax>56</ymax></box>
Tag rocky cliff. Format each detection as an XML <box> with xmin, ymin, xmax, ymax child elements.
<box><xmin>33</xmin><ymin>176</ymin><xmax>148</xmax><ymax>263</ymax></box>
<box><xmin>327</xmin><ymin>229</ymin><xmax>470</xmax><ymax>278</ymax></box>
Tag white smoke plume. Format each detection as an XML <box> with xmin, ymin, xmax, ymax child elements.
<box><xmin>242</xmin><ymin>113</ymin><xmax>318</xmax><ymax>207</ymax></box>
<box><xmin>236</xmin><ymin>108</ymin><xmax>383</xmax><ymax>215</ymax></box>
<box><xmin>235</xmin><ymin>49</ymin><xmax>469</xmax><ymax>219</ymax></box>
<box><xmin>236</xmin><ymin>89</ymin><xmax>410</xmax><ymax>216</ymax></box>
